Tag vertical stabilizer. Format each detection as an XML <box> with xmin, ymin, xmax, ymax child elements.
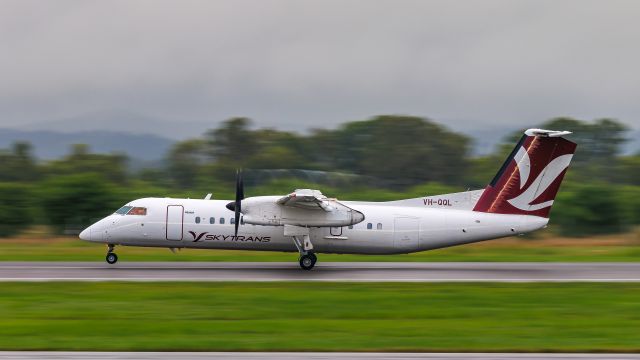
<box><xmin>473</xmin><ymin>129</ymin><xmax>577</xmax><ymax>218</ymax></box>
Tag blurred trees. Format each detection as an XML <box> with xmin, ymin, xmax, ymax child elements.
<box><xmin>167</xmin><ymin>139</ymin><xmax>207</xmax><ymax>189</ymax></box>
<box><xmin>616</xmin><ymin>155</ymin><xmax>640</xmax><ymax>185</ymax></box>
<box><xmin>44</xmin><ymin>144</ymin><xmax>129</xmax><ymax>184</ymax></box>
<box><xmin>0</xmin><ymin>183</ymin><xmax>33</xmax><ymax>237</ymax></box>
<box><xmin>207</xmin><ymin>117</ymin><xmax>259</xmax><ymax>166</ymax></box>
<box><xmin>197</xmin><ymin>115</ymin><xmax>470</xmax><ymax>188</ymax></box>
<box><xmin>307</xmin><ymin>116</ymin><xmax>470</xmax><ymax>187</ymax></box>
<box><xmin>0</xmin><ymin>142</ymin><xmax>39</xmax><ymax>182</ymax></box>
<box><xmin>39</xmin><ymin>174</ymin><xmax>120</xmax><ymax>234</ymax></box>
<box><xmin>0</xmin><ymin>115</ymin><xmax>638</xmax><ymax>237</ymax></box>
<box><xmin>552</xmin><ymin>183</ymin><xmax>624</xmax><ymax>236</ymax></box>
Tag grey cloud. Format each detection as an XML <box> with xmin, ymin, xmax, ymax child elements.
<box><xmin>0</xmin><ymin>0</ymin><xmax>638</xmax><ymax>138</ymax></box>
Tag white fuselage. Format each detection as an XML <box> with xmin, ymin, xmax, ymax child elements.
<box><xmin>81</xmin><ymin>197</ymin><xmax>548</xmax><ymax>255</ymax></box>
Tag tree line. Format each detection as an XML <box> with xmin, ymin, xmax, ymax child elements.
<box><xmin>0</xmin><ymin>115</ymin><xmax>637</xmax><ymax>237</ymax></box>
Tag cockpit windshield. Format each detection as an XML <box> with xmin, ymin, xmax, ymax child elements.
<box><xmin>114</xmin><ymin>206</ymin><xmax>147</xmax><ymax>216</ymax></box>
<box><xmin>128</xmin><ymin>207</ymin><xmax>147</xmax><ymax>215</ymax></box>
<box><xmin>115</xmin><ymin>206</ymin><xmax>133</xmax><ymax>215</ymax></box>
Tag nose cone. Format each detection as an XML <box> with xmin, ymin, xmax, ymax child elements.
<box><xmin>79</xmin><ymin>227</ymin><xmax>91</xmax><ymax>241</ymax></box>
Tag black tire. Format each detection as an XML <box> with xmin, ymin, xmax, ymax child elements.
<box><xmin>106</xmin><ymin>253</ymin><xmax>118</xmax><ymax>264</ymax></box>
<box><xmin>299</xmin><ymin>253</ymin><xmax>317</xmax><ymax>270</ymax></box>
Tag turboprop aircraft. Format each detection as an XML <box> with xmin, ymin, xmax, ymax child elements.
<box><xmin>80</xmin><ymin>128</ymin><xmax>576</xmax><ymax>270</ymax></box>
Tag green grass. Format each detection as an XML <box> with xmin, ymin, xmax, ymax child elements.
<box><xmin>1</xmin><ymin>282</ymin><xmax>640</xmax><ymax>351</ymax></box>
<box><xmin>1</xmin><ymin>235</ymin><xmax>639</xmax><ymax>262</ymax></box>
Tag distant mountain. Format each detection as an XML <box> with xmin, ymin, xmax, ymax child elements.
<box><xmin>0</xmin><ymin>129</ymin><xmax>174</xmax><ymax>162</ymax></box>
<box><xmin>17</xmin><ymin>110</ymin><xmax>211</xmax><ymax>140</ymax></box>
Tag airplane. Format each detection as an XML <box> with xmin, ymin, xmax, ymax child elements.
<box><xmin>79</xmin><ymin>128</ymin><xmax>576</xmax><ymax>270</ymax></box>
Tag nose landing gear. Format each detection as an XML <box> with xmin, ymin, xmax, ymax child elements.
<box><xmin>105</xmin><ymin>244</ymin><xmax>118</xmax><ymax>264</ymax></box>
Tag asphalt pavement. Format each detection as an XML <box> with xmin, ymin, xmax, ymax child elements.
<box><xmin>0</xmin><ymin>261</ymin><xmax>639</xmax><ymax>282</ymax></box>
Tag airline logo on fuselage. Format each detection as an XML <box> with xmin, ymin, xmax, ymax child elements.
<box><xmin>188</xmin><ymin>231</ymin><xmax>271</xmax><ymax>243</ymax></box>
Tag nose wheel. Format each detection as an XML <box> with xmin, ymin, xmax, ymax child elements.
<box><xmin>299</xmin><ymin>253</ymin><xmax>317</xmax><ymax>270</ymax></box>
<box><xmin>105</xmin><ymin>244</ymin><xmax>118</xmax><ymax>264</ymax></box>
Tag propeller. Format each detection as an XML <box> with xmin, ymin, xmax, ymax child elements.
<box><xmin>225</xmin><ymin>170</ymin><xmax>244</xmax><ymax>236</ymax></box>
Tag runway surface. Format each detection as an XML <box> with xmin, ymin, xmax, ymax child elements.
<box><xmin>1</xmin><ymin>353</ymin><xmax>640</xmax><ymax>360</ymax></box>
<box><xmin>1</xmin><ymin>261</ymin><xmax>639</xmax><ymax>282</ymax></box>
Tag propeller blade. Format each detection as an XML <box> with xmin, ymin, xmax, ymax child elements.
<box><xmin>238</xmin><ymin>171</ymin><xmax>244</xmax><ymax>201</ymax></box>
<box><xmin>234</xmin><ymin>211</ymin><xmax>240</xmax><ymax>236</ymax></box>
<box><xmin>233</xmin><ymin>170</ymin><xmax>244</xmax><ymax>236</ymax></box>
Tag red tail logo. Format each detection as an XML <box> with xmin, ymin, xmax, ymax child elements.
<box><xmin>473</xmin><ymin>129</ymin><xmax>577</xmax><ymax>218</ymax></box>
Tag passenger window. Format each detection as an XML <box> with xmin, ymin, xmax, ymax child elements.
<box><xmin>220</xmin><ymin>217</ymin><xmax>225</xmax><ymax>224</ymax></box>
<box><xmin>377</xmin><ymin>223</ymin><xmax>382</xmax><ymax>230</ymax></box>
<box><xmin>209</xmin><ymin>217</ymin><xmax>215</xmax><ymax>224</ymax></box>
<box><xmin>127</xmin><ymin>207</ymin><xmax>147</xmax><ymax>216</ymax></box>
<box><xmin>230</xmin><ymin>217</ymin><xmax>235</xmax><ymax>224</ymax></box>
<box><xmin>195</xmin><ymin>216</ymin><xmax>201</xmax><ymax>224</ymax></box>
<box><xmin>367</xmin><ymin>223</ymin><xmax>372</xmax><ymax>230</ymax></box>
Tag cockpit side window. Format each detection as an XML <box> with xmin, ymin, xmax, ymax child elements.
<box><xmin>127</xmin><ymin>207</ymin><xmax>147</xmax><ymax>216</ymax></box>
<box><xmin>115</xmin><ymin>206</ymin><xmax>133</xmax><ymax>215</ymax></box>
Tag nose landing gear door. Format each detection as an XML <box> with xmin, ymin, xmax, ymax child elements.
<box><xmin>166</xmin><ymin>205</ymin><xmax>184</xmax><ymax>241</ymax></box>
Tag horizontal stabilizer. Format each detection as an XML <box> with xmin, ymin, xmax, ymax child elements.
<box><xmin>524</xmin><ymin>128</ymin><xmax>572</xmax><ymax>137</ymax></box>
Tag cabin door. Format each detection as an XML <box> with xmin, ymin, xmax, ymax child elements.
<box><xmin>394</xmin><ymin>217</ymin><xmax>419</xmax><ymax>250</ymax></box>
<box><xmin>166</xmin><ymin>205</ymin><xmax>184</xmax><ymax>241</ymax></box>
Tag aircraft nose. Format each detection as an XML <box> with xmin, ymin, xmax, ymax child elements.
<box><xmin>79</xmin><ymin>227</ymin><xmax>91</xmax><ymax>241</ymax></box>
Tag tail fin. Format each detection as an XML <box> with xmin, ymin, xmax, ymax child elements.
<box><xmin>473</xmin><ymin>129</ymin><xmax>577</xmax><ymax>218</ymax></box>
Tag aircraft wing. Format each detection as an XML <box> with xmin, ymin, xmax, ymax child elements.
<box><xmin>276</xmin><ymin>189</ymin><xmax>335</xmax><ymax>211</ymax></box>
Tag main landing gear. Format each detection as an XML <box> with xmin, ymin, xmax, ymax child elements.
<box><xmin>105</xmin><ymin>244</ymin><xmax>118</xmax><ymax>264</ymax></box>
<box><xmin>286</xmin><ymin>225</ymin><xmax>318</xmax><ymax>270</ymax></box>
<box><xmin>299</xmin><ymin>253</ymin><xmax>317</xmax><ymax>270</ymax></box>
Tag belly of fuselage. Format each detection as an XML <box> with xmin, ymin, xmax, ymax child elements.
<box><xmin>106</xmin><ymin>221</ymin><xmax>402</xmax><ymax>255</ymax></box>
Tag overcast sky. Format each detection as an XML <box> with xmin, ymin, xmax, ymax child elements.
<box><xmin>1</xmin><ymin>0</ymin><xmax>639</xmax><ymax>138</ymax></box>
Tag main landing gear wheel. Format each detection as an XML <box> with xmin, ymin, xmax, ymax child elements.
<box><xmin>106</xmin><ymin>252</ymin><xmax>118</xmax><ymax>264</ymax></box>
<box><xmin>287</xmin><ymin>226</ymin><xmax>317</xmax><ymax>270</ymax></box>
<box><xmin>299</xmin><ymin>253</ymin><xmax>317</xmax><ymax>270</ymax></box>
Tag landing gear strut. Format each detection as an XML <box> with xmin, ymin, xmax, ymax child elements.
<box><xmin>286</xmin><ymin>225</ymin><xmax>318</xmax><ymax>270</ymax></box>
<box><xmin>105</xmin><ymin>244</ymin><xmax>118</xmax><ymax>264</ymax></box>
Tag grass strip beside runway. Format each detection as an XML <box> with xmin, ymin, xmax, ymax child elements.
<box><xmin>0</xmin><ymin>282</ymin><xmax>639</xmax><ymax>352</ymax></box>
